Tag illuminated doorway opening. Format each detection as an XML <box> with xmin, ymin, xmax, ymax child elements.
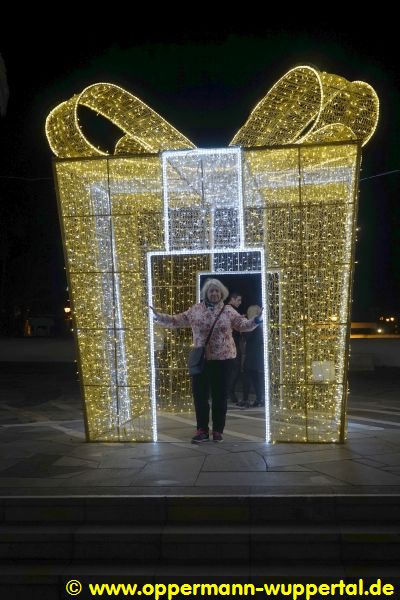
<box><xmin>147</xmin><ymin>248</ymin><xmax>270</xmax><ymax>441</ymax></box>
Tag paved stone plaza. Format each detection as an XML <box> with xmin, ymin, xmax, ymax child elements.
<box><xmin>0</xmin><ymin>362</ymin><xmax>399</xmax><ymax>496</ymax></box>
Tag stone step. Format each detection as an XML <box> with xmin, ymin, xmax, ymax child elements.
<box><xmin>1</xmin><ymin>495</ymin><xmax>399</xmax><ymax>524</ymax></box>
<box><xmin>1</xmin><ymin>523</ymin><xmax>400</xmax><ymax>564</ymax></box>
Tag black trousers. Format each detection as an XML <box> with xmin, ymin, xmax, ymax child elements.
<box><xmin>243</xmin><ymin>369</ymin><xmax>265</xmax><ymax>405</ymax></box>
<box><xmin>192</xmin><ymin>359</ymin><xmax>234</xmax><ymax>433</ymax></box>
<box><xmin>227</xmin><ymin>356</ymin><xmax>241</xmax><ymax>401</ymax></box>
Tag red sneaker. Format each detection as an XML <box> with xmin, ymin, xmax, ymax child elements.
<box><xmin>212</xmin><ymin>431</ymin><xmax>223</xmax><ymax>442</ymax></box>
<box><xmin>191</xmin><ymin>429</ymin><xmax>209</xmax><ymax>443</ymax></box>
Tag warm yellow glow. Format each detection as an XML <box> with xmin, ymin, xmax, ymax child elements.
<box><xmin>243</xmin><ymin>142</ymin><xmax>359</xmax><ymax>441</ymax></box>
<box><xmin>46</xmin><ymin>66</ymin><xmax>378</xmax><ymax>443</ymax></box>
<box><xmin>45</xmin><ymin>82</ymin><xmax>195</xmax><ymax>158</ymax></box>
<box><xmin>231</xmin><ymin>66</ymin><xmax>379</xmax><ymax>148</ymax></box>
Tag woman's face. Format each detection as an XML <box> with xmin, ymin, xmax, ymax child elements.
<box><xmin>207</xmin><ymin>285</ymin><xmax>222</xmax><ymax>304</ymax></box>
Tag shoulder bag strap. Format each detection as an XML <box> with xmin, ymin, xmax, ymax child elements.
<box><xmin>204</xmin><ymin>305</ymin><xmax>225</xmax><ymax>347</ymax></box>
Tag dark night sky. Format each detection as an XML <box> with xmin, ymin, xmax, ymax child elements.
<box><xmin>0</xmin><ymin>24</ymin><xmax>399</xmax><ymax>323</ymax></box>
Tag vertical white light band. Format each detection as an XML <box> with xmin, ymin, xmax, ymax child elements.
<box><xmin>236</xmin><ymin>148</ymin><xmax>245</xmax><ymax>248</ymax></box>
<box><xmin>260</xmin><ymin>250</ymin><xmax>270</xmax><ymax>442</ymax></box>
<box><xmin>147</xmin><ymin>251</ymin><xmax>158</xmax><ymax>441</ymax></box>
<box><xmin>161</xmin><ymin>153</ymin><xmax>170</xmax><ymax>251</ymax></box>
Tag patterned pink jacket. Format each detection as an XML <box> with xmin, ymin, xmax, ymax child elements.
<box><xmin>156</xmin><ymin>301</ymin><xmax>259</xmax><ymax>360</ymax></box>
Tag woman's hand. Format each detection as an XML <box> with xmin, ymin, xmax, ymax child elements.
<box><xmin>148</xmin><ymin>305</ymin><xmax>160</xmax><ymax>321</ymax></box>
<box><xmin>254</xmin><ymin>307</ymin><xmax>264</xmax><ymax>324</ymax></box>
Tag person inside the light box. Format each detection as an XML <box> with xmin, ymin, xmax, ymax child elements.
<box><xmin>239</xmin><ymin>305</ymin><xmax>265</xmax><ymax>409</ymax></box>
<box><xmin>225</xmin><ymin>291</ymin><xmax>244</xmax><ymax>405</ymax></box>
<box><xmin>150</xmin><ymin>278</ymin><xmax>262</xmax><ymax>443</ymax></box>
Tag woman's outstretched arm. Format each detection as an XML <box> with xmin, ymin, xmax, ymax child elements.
<box><xmin>230</xmin><ymin>307</ymin><xmax>263</xmax><ymax>332</ymax></box>
<box><xmin>149</xmin><ymin>305</ymin><xmax>191</xmax><ymax>328</ymax></box>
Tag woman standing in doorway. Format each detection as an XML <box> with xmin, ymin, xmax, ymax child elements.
<box><xmin>150</xmin><ymin>279</ymin><xmax>262</xmax><ymax>443</ymax></box>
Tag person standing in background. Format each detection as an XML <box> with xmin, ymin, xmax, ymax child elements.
<box><xmin>225</xmin><ymin>292</ymin><xmax>243</xmax><ymax>404</ymax></box>
<box><xmin>239</xmin><ymin>305</ymin><xmax>265</xmax><ymax>408</ymax></box>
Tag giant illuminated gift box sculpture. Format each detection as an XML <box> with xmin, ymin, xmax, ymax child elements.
<box><xmin>46</xmin><ymin>66</ymin><xmax>378</xmax><ymax>443</ymax></box>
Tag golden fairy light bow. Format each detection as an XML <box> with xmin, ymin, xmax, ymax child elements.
<box><xmin>45</xmin><ymin>82</ymin><xmax>195</xmax><ymax>158</ymax></box>
<box><xmin>45</xmin><ymin>65</ymin><xmax>379</xmax><ymax>158</ymax></box>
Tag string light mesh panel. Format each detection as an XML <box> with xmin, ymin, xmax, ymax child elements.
<box><xmin>242</xmin><ymin>142</ymin><xmax>360</xmax><ymax>442</ymax></box>
<box><xmin>150</xmin><ymin>253</ymin><xmax>212</xmax><ymax>414</ymax></box>
<box><xmin>54</xmin><ymin>155</ymin><xmax>164</xmax><ymax>441</ymax></box>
